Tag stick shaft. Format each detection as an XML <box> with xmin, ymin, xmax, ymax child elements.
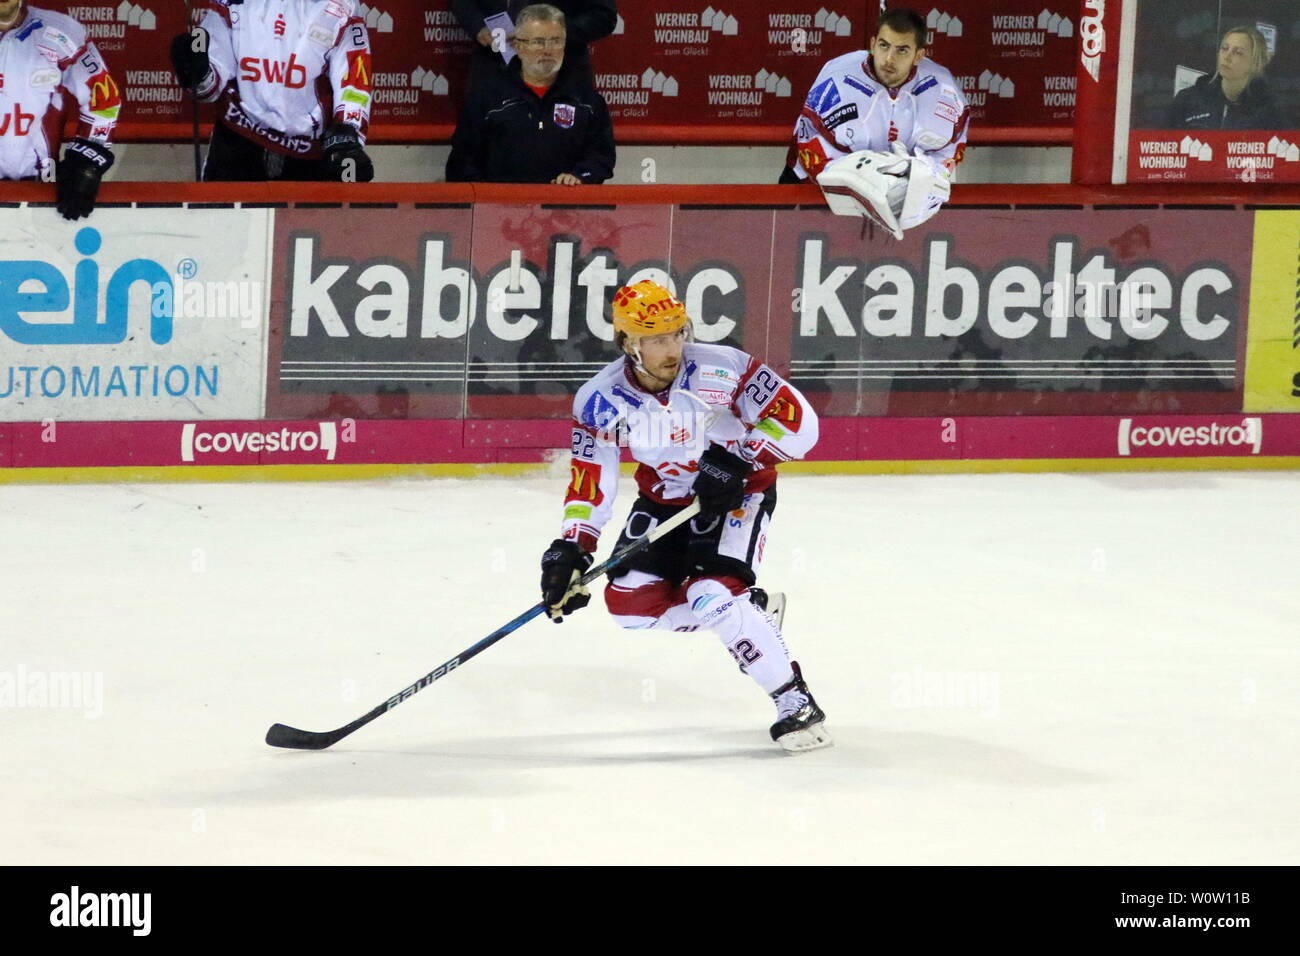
<box><xmin>266</xmin><ymin>502</ymin><xmax>702</xmax><ymax>749</ymax></box>
<box><xmin>183</xmin><ymin>0</ymin><xmax>202</xmax><ymax>181</ymax></box>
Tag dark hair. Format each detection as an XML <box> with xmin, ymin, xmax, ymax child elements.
<box><xmin>876</xmin><ymin>7</ymin><xmax>928</xmax><ymax>49</ymax></box>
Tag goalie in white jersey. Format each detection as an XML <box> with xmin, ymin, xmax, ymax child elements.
<box><xmin>0</xmin><ymin>0</ymin><xmax>121</xmax><ymax>219</ymax></box>
<box><xmin>782</xmin><ymin>6</ymin><xmax>970</xmax><ymax>240</ymax></box>
<box><xmin>170</xmin><ymin>0</ymin><xmax>375</xmax><ymax>182</ymax></box>
<box><xmin>538</xmin><ymin>280</ymin><xmax>831</xmax><ymax>752</ymax></box>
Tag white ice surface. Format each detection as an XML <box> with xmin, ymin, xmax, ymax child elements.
<box><xmin>2</xmin><ymin>471</ymin><xmax>1297</xmax><ymax>865</ymax></box>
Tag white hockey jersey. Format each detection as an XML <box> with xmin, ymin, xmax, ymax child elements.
<box><xmin>562</xmin><ymin>343</ymin><xmax>820</xmax><ymax>552</ymax></box>
<box><xmin>0</xmin><ymin>6</ymin><xmax>120</xmax><ymax>179</ymax></box>
<box><xmin>790</xmin><ymin>52</ymin><xmax>969</xmax><ymax>181</ymax></box>
<box><xmin>192</xmin><ymin>0</ymin><xmax>372</xmax><ymax>157</ymax></box>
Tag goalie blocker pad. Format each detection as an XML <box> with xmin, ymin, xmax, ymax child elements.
<box><xmin>815</xmin><ymin>144</ymin><xmax>952</xmax><ymax>240</ymax></box>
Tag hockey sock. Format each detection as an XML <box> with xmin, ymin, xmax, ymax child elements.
<box><xmin>685</xmin><ymin>576</ymin><xmax>794</xmax><ymax>694</ymax></box>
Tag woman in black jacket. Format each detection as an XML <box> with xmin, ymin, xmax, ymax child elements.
<box><xmin>1168</xmin><ymin>25</ymin><xmax>1285</xmax><ymax>129</ymax></box>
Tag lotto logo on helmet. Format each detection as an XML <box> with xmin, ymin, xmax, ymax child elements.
<box><xmin>1117</xmin><ymin>418</ymin><xmax>1262</xmax><ymax>456</ymax></box>
<box><xmin>180</xmin><ymin>423</ymin><xmax>339</xmax><ymax>462</ymax></box>
<box><xmin>1080</xmin><ymin>0</ymin><xmax>1105</xmax><ymax>82</ymax></box>
<box><xmin>612</xmin><ymin>281</ymin><xmax>689</xmax><ymax>336</ymax></box>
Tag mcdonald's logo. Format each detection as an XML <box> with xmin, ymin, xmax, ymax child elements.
<box><xmin>88</xmin><ymin>71</ymin><xmax>122</xmax><ymax>115</ymax></box>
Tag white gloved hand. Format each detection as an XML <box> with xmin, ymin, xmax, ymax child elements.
<box><xmin>897</xmin><ymin>146</ymin><xmax>952</xmax><ymax>232</ymax></box>
<box><xmin>815</xmin><ymin>149</ymin><xmax>910</xmax><ymax>238</ymax></box>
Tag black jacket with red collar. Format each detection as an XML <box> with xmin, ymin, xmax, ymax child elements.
<box><xmin>446</xmin><ymin>57</ymin><xmax>615</xmax><ymax>184</ymax></box>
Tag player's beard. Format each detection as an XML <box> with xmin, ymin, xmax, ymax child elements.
<box><xmin>649</xmin><ymin>356</ymin><xmax>679</xmax><ymax>387</ymax></box>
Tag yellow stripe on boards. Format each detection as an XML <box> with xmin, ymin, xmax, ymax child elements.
<box><xmin>2</xmin><ymin>457</ymin><xmax>1296</xmax><ymax>485</ymax></box>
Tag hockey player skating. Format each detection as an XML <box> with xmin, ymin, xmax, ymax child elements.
<box><xmin>538</xmin><ymin>281</ymin><xmax>831</xmax><ymax>752</ymax></box>
<box><xmin>783</xmin><ymin>6</ymin><xmax>970</xmax><ymax>239</ymax></box>
<box><xmin>0</xmin><ymin>0</ymin><xmax>121</xmax><ymax>218</ymax></box>
<box><xmin>170</xmin><ymin>0</ymin><xmax>375</xmax><ymax>182</ymax></box>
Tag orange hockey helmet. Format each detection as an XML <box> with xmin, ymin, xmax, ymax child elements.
<box><xmin>611</xmin><ymin>280</ymin><xmax>690</xmax><ymax>338</ymax></box>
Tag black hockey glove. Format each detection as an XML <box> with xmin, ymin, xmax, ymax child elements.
<box><xmin>693</xmin><ymin>443</ymin><xmax>750</xmax><ymax>518</ymax></box>
<box><xmin>56</xmin><ymin>140</ymin><xmax>114</xmax><ymax>221</ymax></box>
<box><xmin>170</xmin><ymin>29</ymin><xmax>210</xmax><ymax>90</ymax></box>
<box><xmin>540</xmin><ymin>539</ymin><xmax>594</xmax><ymax>623</ymax></box>
<box><xmin>322</xmin><ymin>123</ymin><xmax>375</xmax><ymax>183</ymax></box>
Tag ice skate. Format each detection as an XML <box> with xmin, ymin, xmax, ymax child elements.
<box><xmin>769</xmin><ymin>661</ymin><xmax>831</xmax><ymax>753</ymax></box>
<box><xmin>749</xmin><ymin>587</ymin><xmax>786</xmax><ymax>630</ymax></box>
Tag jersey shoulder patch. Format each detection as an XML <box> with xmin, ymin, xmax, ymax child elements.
<box><xmin>805</xmin><ymin>76</ymin><xmax>840</xmax><ymax>113</ymax></box>
<box><xmin>578</xmin><ymin>390</ymin><xmax>620</xmax><ymax>431</ymax></box>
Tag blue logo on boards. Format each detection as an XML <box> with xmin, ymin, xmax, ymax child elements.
<box><xmin>0</xmin><ymin>228</ymin><xmax>174</xmax><ymax>346</ymax></box>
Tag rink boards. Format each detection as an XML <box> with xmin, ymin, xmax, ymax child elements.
<box><xmin>1</xmin><ymin>195</ymin><xmax>1298</xmax><ymax>480</ymax></box>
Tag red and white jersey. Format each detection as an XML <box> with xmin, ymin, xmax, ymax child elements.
<box><xmin>0</xmin><ymin>6</ymin><xmax>120</xmax><ymax>179</ymax></box>
<box><xmin>562</xmin><ymin>343</ymin><xmax>820</xmax><ymax>552</ymax></box>
<box><xmin>790</xmin><ymin>53</ymin><xmax>969</xmax><ymax>181</ymax></box>
<box><xmin>192</xmin><ymin>0</ymin><xmax>372</xmax><ymax>157</ymax></box>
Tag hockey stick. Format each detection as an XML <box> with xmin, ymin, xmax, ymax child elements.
<box><xmin>265</xmin><ymin>500</ymin><xmax>703</xmax><ymax>750</ymax></box>
<box><xmin>183</xmin><ymin>0</ymin><xmax>202</xmax><ymax>181</ymax></box>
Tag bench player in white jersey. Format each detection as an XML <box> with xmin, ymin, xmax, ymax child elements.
<box><xmin>170</xmin><ymin>0</ymin><xmax>374</xmax><ymax>182</ymax></box>
<box><xmin>0</xmin><ymin>0</ymin><xmax>120</xmax><ymax>218</ymax></box>
<box><xmin>782</xmin><ymin>6</ymin><xmax>970</xmax><ymax>239</ymax></box>
<box><xmin>538</xmin><ymin>280</ymin><xmax>831</xmax><ymax>752</ymax></box>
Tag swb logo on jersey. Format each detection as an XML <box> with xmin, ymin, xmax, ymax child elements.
<box><xmin>241</xmin><ymin>54</ymin><xmax>308</xmax><ymax>89</ymax></box>
<box><xmin>554</xmin><ymin>103</ymin><xmax>576</xmax><ymax>128</ymax></box>
<box><xmin>0</xmin><ymin>104</ymin><xmax>36</xmax><ymax>136</ymax></box>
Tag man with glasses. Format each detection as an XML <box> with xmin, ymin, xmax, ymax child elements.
<box><xmin>446</xmin><ymin>3</ymin><xmax>614</xmax><ymax>184</ymax></box>
<box><xmin>451</xmin><ymin>0</ymin><xmax>617</xmax><ymax>89</ymax></box>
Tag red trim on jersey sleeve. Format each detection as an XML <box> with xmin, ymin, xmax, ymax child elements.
<box><xmin>56</xmin><ymin>43</ymin><xmax>90</xmax><ymax>72</ymax></box>
<box><xmin>562</xmin><ymin>526</ymin><xmax>601</xmax><ymax>553</ymax></box>
<box><xmin>799</xmin><ymin>104</ymin><xmax>850</xmax><ymax>153</ymax></box>
<box><xmin>334</xmin><ymin>14</ymin><xmax>366</xmax><ymax>48</ymax></box>
<box><xmin>948</xmin><ymin>107</ymin><xmax>971</xmax><ymax>148</ymax></box>
<box><xmin>729</xmin><ymin>355</ymin><xmax>765</xmax><ymax>423</ymax></box>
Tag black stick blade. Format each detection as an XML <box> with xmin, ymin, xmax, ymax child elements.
<box><xmin>265</xmin><ymin>723</ymin><xmax>342</xmax><ymax>750</ymax></box>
